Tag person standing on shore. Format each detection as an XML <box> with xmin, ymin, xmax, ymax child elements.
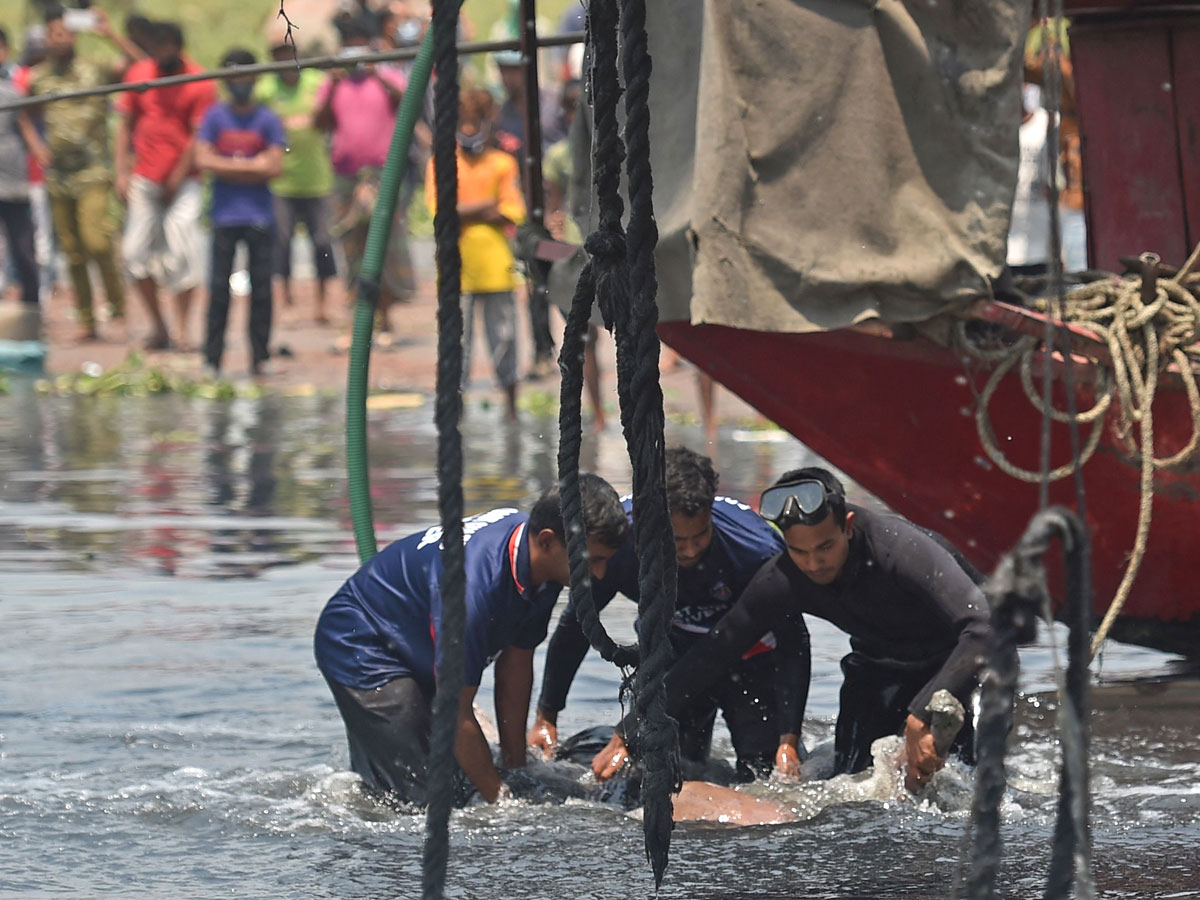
<box><xmin>20</xmin><ymin>6</ymin><xmax>142</xmax><ymax>341</ymax></box>
<box><xmin>315</xmin><ymin>22</ymin><xmax>412</xmax><ymax>340</ymax></box>
<box><xmin>255</xmin><ymin>39</ymin><xmax>338</xmax><ymax>323</ymax></box>
<box><xmin>0</xmin><ymin>26</ymin><xmax>39</xmax><ymax>308</ymax></box>
<box><xmin>114</xmin><ymin>21</ymin><xmax>214</xmax><ymax>350</ymax></box>
<box><xmin>425</xmin><ymin>88</ymin><xmax>526</xmax><ymax>420</ymax></box>
<box><xmin>195</xmin><ymin>49</ymin><xmax>284</xmax><ymax>377</ymax></box>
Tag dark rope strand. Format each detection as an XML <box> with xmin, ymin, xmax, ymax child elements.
<box><xmin>1044</xmin><ymin>514</ymin><xmax>1095</xmax><ymax>899</ymax></box>
<box><xmin>963</xmin><ymin>548</ymin><xmax>1040</xmax><ymax>899</ymax></box>
<box><xmin>557</xmin><ymin>256</ymin><xmax>638</xmax><ymax>667</ymax></box>
<box><xmin>616</xmin><ymin>0</ymin><xmax>679</xmax><ymax>887</ymax></box>
<box><xmin>422</xmin><ymin>0</ymin><xmax>465</xmax><ymax>896</ymax></box>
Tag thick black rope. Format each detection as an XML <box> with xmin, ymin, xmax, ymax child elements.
<box><xmin>614</xmin><ymin>0</ymin><xmax>680</xmax><ymax>888</ymax></box>
<box><xmin>421</xmin><ymin>0</ymin><xmax>465</xmax><ymax>896</ymax></box>
<box><xmin>1044</xmin><ymin>507</ymin><xmax>1095</xmax><ymax>899</ymax></box>
<box><xmin>557</xmin><ymin>254</ymin><xmax>639</xmax><ymax>668</ymax></box>
<box><xmin>962</xmin><ymin>508</ymin><xmax>1092</xmax><ymax>899</ymax></box>
<box><xmin>555</xmin><ymin>0</ymin><xmax>678</xmax><ymax>887</ymax></box>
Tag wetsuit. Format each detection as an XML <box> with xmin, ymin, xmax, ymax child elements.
<box><xmin>649</xmin><ymin>505</ymin><xmax>990</xmax><ymax>775</ymax></box>
<box><xmin>314</xmin><ymin>508</ymin><xmax>563</xmax><ymax>804</ymax></box>
<box><xmin>537</xmin><ymin>496</ymin><xmax>809</xmax><ymax>780</ymax></box>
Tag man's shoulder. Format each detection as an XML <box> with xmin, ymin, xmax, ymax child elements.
<box><xmin>483</xmin><ymin>147</ymin><xmax>519</xmax><ymax>174</ymax></box>
<box><xmin>199</xmin><ymin>102</ymin><xmax>231</xmax><ymax>128</ymax></box>
<box><xmin>252</xmin><ymin>103</ymin><xmax>284</xmax><ymax>130</ymax></box>
<box><xmin>123</xmin><ymin>58</ymin><xmax>156</xmax><ymax>83</ymax></box>
<box><xmin>853</xmin><ymin>506</ymin><xmax>960</xmax><ymax>572</ymax></box>
<box><xmin>26</xmin><ymin>62</ymin><xmax>49</xmax><ymax>88</ymax></box>
<box><xmin>711</xmin><ymin>495</ymin><xmax>780</xmax><ymax>546</ymax></box>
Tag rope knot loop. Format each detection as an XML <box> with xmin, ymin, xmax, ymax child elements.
<box><xmin>585</xmin><ymin>229</ymin><xmax>627</xmax><ymax>264</ymax></box>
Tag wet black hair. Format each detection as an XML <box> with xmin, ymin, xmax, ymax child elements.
<box><xmin>528</xmin><ymin>472</ymin><xmax>629</xmax><ymax>550</ymax></box>
<box><xmin>125</xmin><ymin>15</ymin><xmax>155</xmax><ymax>52</ymax></box>
<box><xmin>664</xmin><ymin>446</ymin><xmax>717</xmax><ymax>517</ymax></box>
<box><xmin>221</xmin><ymin>48</ymin><xmax>256</xmax><ymax>68</ymax></box>
<box><xmin>42</xmin><ymin>5</ymin><xmax>64</xmax><ymax>25</ymax></box>
<box><xmin>771</xmin><ymin>466</ymin><xmax>848</xmax><ymax>527</ymax></box>
<box><xmin>153</xmin><ymin>21</ymin><xmax>184</xmax><ymax>50</ymax></box>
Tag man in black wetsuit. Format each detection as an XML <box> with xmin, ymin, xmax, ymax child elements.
<box><xmin>622</xmin><ymin>466</ymin><xmax>989</xmax><ymax>791</ymax></box>
<box><xmin>529</xmin><ymin>447</ymin><xmax>809</xmax><ymax>782</ymax></box>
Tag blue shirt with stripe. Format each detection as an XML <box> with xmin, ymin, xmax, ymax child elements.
<box><xmin>315</xmin><ymin>508</ymin><xmax>562</xmax><ymax>692</ymax></box>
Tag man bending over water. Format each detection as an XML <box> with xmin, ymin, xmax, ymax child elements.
<box><xmin>600</xmin><ymin>467</ymin><xmax>989</xmax><ymax>792</ymax></box>
<box><xmin>530</xmin><ymin>447</ymin><xmax>808</xmax><ymax>782</ymax></box>
<box><xmin>314</xmin><ymin>475</ymin><xmax>627</xmax><ymax>804</ymax></box>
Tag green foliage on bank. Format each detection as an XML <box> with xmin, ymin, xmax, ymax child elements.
<box><xmin>35</xmin><ymin>352</ymin><xmax>255</xmax><ymax>399</ymax></box>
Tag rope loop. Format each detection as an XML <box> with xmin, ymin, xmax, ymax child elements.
<box><xmin>958</xmin><ymin>263</ymin><xmax>1200</xmax><ymax>659</ymax></box>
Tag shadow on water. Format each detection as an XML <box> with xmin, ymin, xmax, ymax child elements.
<box><xmin>0</xmin><ymin>384</ymin><xmax>1197</xmax><ymax>898</ymax></box>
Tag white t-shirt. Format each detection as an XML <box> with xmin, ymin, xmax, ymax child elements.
<box><xmin>1007</xmin><ymin>108</ymin><xmax>1052</xmax><ymax>267</ymax></box>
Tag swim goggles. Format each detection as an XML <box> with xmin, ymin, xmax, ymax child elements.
<box><xmin>759</xmin><ymin>479</ymin><xmax>831</xmax><ymax>527</ymax></box>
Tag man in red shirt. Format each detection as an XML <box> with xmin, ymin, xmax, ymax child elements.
<box><xmin>114</xmin><ymin>21</ymin><xmax>214</xmax><ymax>351</ymax></box>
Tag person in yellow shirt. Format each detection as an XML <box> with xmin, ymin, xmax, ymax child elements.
<box><xmin>426</xmin><ymin>88</ymin><xmax>526</xmax><ymax>420</ymax></box>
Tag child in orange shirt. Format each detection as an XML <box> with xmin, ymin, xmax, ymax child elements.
<box><xmin>426</xmin><ymin>88</ymin><xmax>527</xmax><ymax>420</ymax></box>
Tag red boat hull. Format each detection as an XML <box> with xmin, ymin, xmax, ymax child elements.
<box><xmin>659</xmin><ymin>321</ymin><xmax>1200</xmax><ymax>657</ymax></box>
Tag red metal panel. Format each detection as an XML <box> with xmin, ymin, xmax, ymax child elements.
<box><xmin>1170</xmin><ymin>24</ymin><xmax>1200</xmax><ymax>251</ymax></box>
<box><xmin>659</xmin><ymin>321</ymin><xmax>1200</xmax><ymax>653</ymax></box>
<box><xmin>1071</xmin><ymin>25</ymin><xmax>1190</xmax><ymax>268</ymax></box>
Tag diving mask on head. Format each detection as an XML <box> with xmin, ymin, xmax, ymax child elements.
<box><xmin>759</xmin><ymin>479</ymin><xmax>832</xmax><ymax>528</ymax></box>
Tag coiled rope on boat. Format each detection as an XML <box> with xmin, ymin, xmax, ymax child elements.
<box><xmin>958</xmin><ymin>257</ymin><xmax>1200</xmax><ymax>658</ymax></box>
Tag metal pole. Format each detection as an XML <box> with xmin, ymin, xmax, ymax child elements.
<box><xmin>0</xmin><ymin>31</ymin><xmax>585</xmax><ymax>112</ymax></box>
<box><xmin>518</xmin><ymin>0</ymin><xmax>547</xmax><ymax>223</ymax></box>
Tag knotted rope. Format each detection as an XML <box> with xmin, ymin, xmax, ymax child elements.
<box><xmin>555</xmin><ymin>0</ymin><xmax>679</xmax><ymax>886</ymax></box>
<box><xmin>422</xmin><ymin>0</ymin><xmax>466</xmax><ymax>896</ymax></box>
<box><xmin>962</xmin><ymin>507</ymin><xmax>1093</xmax><ymax>900</ymax></box>
<box><xmin>960</xmin><ymin>260</ymin><xmax>1200</xmax><ymax>659</ymax></box>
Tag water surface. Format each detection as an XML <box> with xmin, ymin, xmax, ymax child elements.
<box><xmin>1</xmin><ymin>388</ymin><xmax>1196</xmax><ymax>898</ymax></box>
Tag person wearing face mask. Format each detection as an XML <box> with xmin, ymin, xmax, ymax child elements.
<box><xmin>114</xmin><ymin>21</ymin><xmax>215</xmax><ymax>351</ymax></box>
<box><xmin>424</xmin><ymin>88</ymin><xmax>527</xmax><ymax>421</ymax></box>
<box><xmin>255</xmin><ymin>39</ymin><xmax>337</xmax><ymax>322</ymax></box>
<box><xmin>194</xmin><ymin>49</ymin><xmax>285</xmax><ymax>377</ymax></box>
<box><xmin>314</xmin><ymin>22</ymin><xmax>412</xmax><ymax>341</ymax></box>
<box><xmin>20</xmin><ymin>5</ymin><xmax>142</xmax><ymax>341</ymax></box>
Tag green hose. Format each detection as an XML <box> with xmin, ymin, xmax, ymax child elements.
<box><xmin>345</xmin><ymin>27</ymin><xmax>439</xmax><ymax>563</ymax></box>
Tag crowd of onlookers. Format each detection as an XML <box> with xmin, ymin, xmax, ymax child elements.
<box><xmin>0</xmin><ymin>0</ymin><xmax>585</xmax><ymax>388</ymax></box>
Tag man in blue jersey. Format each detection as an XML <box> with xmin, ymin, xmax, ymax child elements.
<box><xmin>527</xmin><ymin>447</ymin><xmax>810</xmax><ymax>781</ymax></box>
<box><xmin>315</xmin><ymin>474</ymin><xmax>628</xmax><ymax>805</ymax></box>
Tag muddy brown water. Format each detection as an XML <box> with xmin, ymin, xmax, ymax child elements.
<box><xmin>1</xmin><ymin>386</ymin><xmax>1197</xmax><ymax>898</ymax></box>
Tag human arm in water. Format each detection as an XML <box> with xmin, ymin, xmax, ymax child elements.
<box><xmin>527</xmin><ymin>603</ymin><xmax>591</xmax><ymax>758</ymax></box>
<box><xmin>771</xmin><ymin>617</ymin><xmax>812</xmax><ymax>778</ymax></box>
<box><xmin>528</xmin><ymin>590</ymin><xmax>624</xmax><ymax>758</ymax></box>
<box><xmin>455</xmin><ymin>685</ymin><xmax>507</xmax><ymax>802</ymax></box>
<box><xmin>494</xmin><ymin>646</ymin><xmax>534</xmax><ymax>770</ymax></box>
<box><xmin>593</xmin><ymin>556</ymin><xmax>795</xmax><ymax>779</ymax></box>
<box><xmin>530</xmin><ymin>540</ymin><xmax>634</xmax><ymax>758</ymax></box>
<box><xmin>890</xmin><ymin>528</ymin><xmax>991</xmax><ymax>788</ymax></box>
